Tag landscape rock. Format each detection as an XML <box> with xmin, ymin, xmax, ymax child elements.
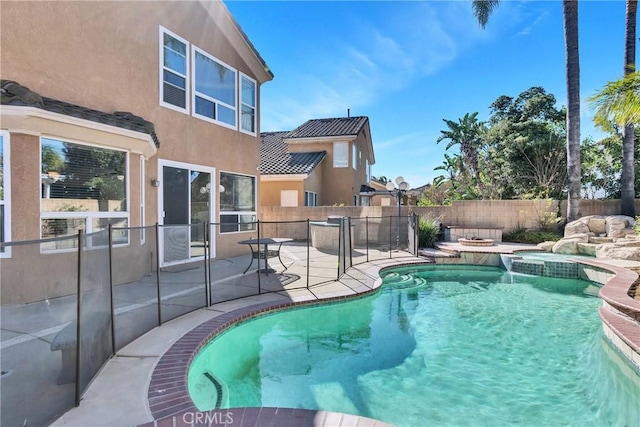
<box><xmin>552</xmin><ymin>238</ymin><xmax>582</xmax><ymax>255</ymax></box>
<box><xmin>564</xmin><ymin>219</ymin><xmax>590</xmax><ymax>237</ymax></box>
<box><xmin>596</xmin><ymin>243</ymin><xmax>640</xmax><ymax>261</ymax></box>
<box><xmin>577</xmin><ymin>243</ymin><xmax>599</xmax><ymax>257</ymax></box>
<box><xmin>586</xmin><ymin>216</ymin><xmax>607</xmax><ymax>235</ymax></box>
<box><xmin>605</xmin><ymin>215</ymin><xmax>635</xmax><ymax>238</ymax></box>
<box><xmin>537</xmin><ymin>241</ymin><xmax>555</xmax><ymax>252</ymax></box>
<box><xmin>588</xmin><ymin>236</ymin><xmax>614</xmax><ymax>244</ymax></box>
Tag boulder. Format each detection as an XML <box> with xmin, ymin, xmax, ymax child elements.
<box><xmin>564</xmin><ymin>219</ymin><xmax>590</xmax><ymax>237</ymax></box>
<box><xmin>605</xmin><ymin>215</ymin><xmax>635</xmax><ymax>238</ymax></box>
<box><xmin>552</xmin><ymin>238</ymin><xmax>582</xmax><ymax>255</ymax></box>
<box><xmin>586</xmin><ymin>216</ymin><xmax>607</xmax><ymax>235</ymax></box>
<box><xmin>608</xmin><ymin>238</ymin><xmax>640</xmax><ymax>248</ymax></box>
<box><xmin>577</xmin><ymin>243</ymin><xmax>599</xmax><ymax>257</ymax></box>
<box><xmin>565</xmin><ymin>233</ymin><xmax>591</xmax><ymax>243</ymax></box>
<box><xmin>537</xmin><ymin>241</ymin><xmax>555</xmax><ymax>252</ymax></box>
<box><xmin>596</xmin><ymin>243</ymin><xmax>640</xmax><ymax>261</ymax></box>
<box><xmin>588</xmin><ymin>236</ymin><xmax>614</xmax><ymax>244</ymax></box>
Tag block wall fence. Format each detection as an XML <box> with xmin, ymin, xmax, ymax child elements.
<box><xmin>259</xmin><ymin>199</ymin><xmax>640</xmax><ymax>233</ymax></box>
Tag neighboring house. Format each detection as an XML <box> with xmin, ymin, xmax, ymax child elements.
<box><xmin>0</xmin><ymin>0</ymin><xmax>273</xmax><ymax>267</ymax></box>
<box><xmin>260</xmin><ymin>116</ymin><xmax>375</xmax><ymax>206</ymax></box>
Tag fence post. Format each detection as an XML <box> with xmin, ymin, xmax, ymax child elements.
<box><xmin>155</xmin><ymin>223</ymin><xmax>162</xmax><ymax>325</ymax></box>
<box><xmin>202</xmin><ymin>222</ymin><xmax>208</xmax><ymax>307</ymax></box>
<box><xmin>206</xmin><ymin>222</ymin><xmax>212</xmax><ymax>307</ymax></box>
<box><xmin>337</xmin><ymin>218</ymin><xmax>342</xmax><ymax>281</ymax></box>
<box><xmin>306</xmin><ymin>219</ymin><xmax>310</xmax><ymax>289</ymax></box>
<box><xmin>75</xmin><ymin>230</ymin><xmax>83</xmax><ymax>407</ymax></box>
<box><xmin>257</xmin><ymin>220</ymin><xmax>261</xmax><ymax>294</ymax></box>
<box><xmin>366</xmin><ymin>216</ymin><xmax>369</xmax><ymax>263</ymax></box>
<box><xmin>348</xmin><ymin>217</ymin><xmax>353</xmax><ymax>268</ymax></box>
<box><xmin>389</xmin><ymin>216</ymin><xmax>392</xmax><ymax>259</ymax></box>
<box><xmin>108</xmin><ymin>224</ymin><xmax>116</xmax><ymax>356</ymax></box>
<box><xmin>413</xmin><ymin>212</ymin><xmax>420</xmax><ymax>257</ymax></box>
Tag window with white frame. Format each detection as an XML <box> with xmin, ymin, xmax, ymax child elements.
<box><xmin>219</xmin><ymin>172</ymin><xmax>256</xmax><ymax>233</ymax></box>
<box><xmin>160</xmin><ymin>27</ymin><xmax>189</xmax><ymax>112</ymax></box>
<box><xmin>240</xmin><ymin>73</ymin><xmax>256</xmax><ymax>134</ymax></box>
<box><xmin>333</xmin><ymin>142</ymin><xmax>348</xmax><ymax>168</ymax></box>
<box><xmin>366</xmin><ymin>159</ymin><xmax>371</xmax><ymax>183</ymax></box>
<box><xmin>193</xmin><ymin>47</ymin><xmax>236</xmax><ymax>128</ymax></box>
<box><xmin>0</xmin><ymin>131</ymin><xmax>11</xmax><ymax>257</ymax></box>
<box><xmin>352</xmin><ymin>144</ymin><xmax>357</xmax><ymax>169</ymax></box>
<box><xmin>304</xmin><ymin>191</ymin><xmax>317</xmax><ymax>207</ymax></box>
<box><xmin>40</xmin><ymin>138</ymin><xmax>129</xmax><ymax>250</ymax></box>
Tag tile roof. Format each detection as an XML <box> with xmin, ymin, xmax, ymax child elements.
<box><xmin>260</xmin><ymin>131</ymin><xmax>326</xmax><ymax>175</ymax></box>
<box><xmin>285</xmin><ymin>116</ymin><xmax>368</xmax><ymax>139</ymax></box>
<box><xmin>1</xmin><ymin>80</ymin><xmax>160</xmax><ymax>147</ymax></box>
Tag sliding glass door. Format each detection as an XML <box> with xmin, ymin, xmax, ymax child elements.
<box><xmin>159</xmin><ymin>160</ymin><xmax>214</xmax><ymax>266</ymax></box>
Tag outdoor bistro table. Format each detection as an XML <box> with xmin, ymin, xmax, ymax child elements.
<box><xmin>238</xmin><ymin>237</ymin><xmax>293</xmax><ymax>275</ymax></box>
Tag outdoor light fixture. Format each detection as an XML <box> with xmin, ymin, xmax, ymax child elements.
<box><xmin>151</xmin><ymin>178</ymin><xmax>160</xmax><ymax>187</ymax></box>
<box><xmin>387</xmin><ymin>176</ymin><xmax>410</xmax><ymax>250</ymax></box>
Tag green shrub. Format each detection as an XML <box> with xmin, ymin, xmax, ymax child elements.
<box><xmin>503</xmin><ymin>226</ymin><xmax>562</xmax><ymax>244</ymax></box>
<box><xmin>418</xmin><ymin>215</ymin><xmax>442</xmax><ymax>248</ymax></box>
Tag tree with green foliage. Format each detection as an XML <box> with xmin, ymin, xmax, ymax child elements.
<box><xmin>484</xmin><ymin>87</ymin><xmax>567</xmax><ymax>199</ymax></box>
<box><xmin>472</xmin><ymin>0</ymin><xmax>582</xmax><ymax>220</ymax></box>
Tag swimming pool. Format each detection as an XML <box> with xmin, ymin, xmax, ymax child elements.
<box><xmin>188</xmin><ymin>265</ymin><xmax>640</xmax><ymax>426</ymax></box>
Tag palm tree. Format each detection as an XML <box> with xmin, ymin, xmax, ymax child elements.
<box><xmin>590</xmin><ymin>72</ymin><xmax>640</xmax><ymax>126</ymax></box>
<box><xmin>471</xmin><ymin>0</ymin><xmax>582</xmax><ymax>221</ymax></box>
<box><xmin>621</xmin><ymin>0</ymin><xmax>637</xmax><ymax>217</ymax></box>
<box><xmin>436</xmin><ymin>112</ymin><xmax>484</xmax><ymax>183</ymax></box>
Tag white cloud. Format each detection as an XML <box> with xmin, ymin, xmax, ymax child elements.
<box><xmin>260</xmin><ymin>2</ymin><xmax>494</xmax><ymax>131</ymax></box>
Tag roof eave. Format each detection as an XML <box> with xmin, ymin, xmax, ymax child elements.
<box><xmin>1</xmin><ymin>105</ymin><xmax>158</xmax><ymax>158</ymax></box>
<box><xmin>284</xmin><ymin>135</ymin><xmax>358</xmax><ymax>144</ymax></box>
<box><xmin>261</xmin><ymin>174</ymin><xmax>308</xmax><ymax>181</ymax></box>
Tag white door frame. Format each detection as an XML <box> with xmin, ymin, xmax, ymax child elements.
<box><xmin>157</xmin><ymin>159</ymin><xmax>216</xmax><ymax>266</ymax></box>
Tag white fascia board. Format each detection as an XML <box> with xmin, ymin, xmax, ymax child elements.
<box><xmin>261</xmin><ymin>174</ymin><xmax>307</xmax><ymax>181</ymax></box>
<box><xmin>284</xmin><ymin>135</ymin><xmax>357</xmax><ymax>145</ymax></box>
<box><xmin>1</xmin><ymin>106</ymin><xmax>157</xmax><ymax>158</ymax></box>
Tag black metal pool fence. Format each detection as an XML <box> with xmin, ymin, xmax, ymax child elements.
<box><xmin>0</xmin><ymin>214</ymin><xmax>418</xmax><ymax>426</ymax></box>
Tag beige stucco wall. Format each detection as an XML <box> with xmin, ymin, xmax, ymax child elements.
<box><xmin>304</xmin><ymin>165</ymin><xmax>324</xmax><ymax>204</ymax></box>
<box><xmin>1</xmin><ymin>1</ymin><xmax>271</xmax><ymax>260</ymax></box>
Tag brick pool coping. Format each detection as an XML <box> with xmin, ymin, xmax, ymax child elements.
<box><xmin>142</xmin><ymin>259</ymin><xmax>431</xmax><ymax>426</ymax></box>
<box><xmin>574</xmin><ymin>258</ymin><xmax>640</xmax><ymax>367</ymax></box>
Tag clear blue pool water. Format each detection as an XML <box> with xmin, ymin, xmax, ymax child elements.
<box><xmin>188</xmin><ymin>265</ymin><xmax>640</xmax><ymax>427</ymax></box>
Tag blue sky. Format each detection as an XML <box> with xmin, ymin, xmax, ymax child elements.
<box><xmin>225</xmin><ymin>0</ymin><xmax>629</xmax><ymax>187</ymax></box>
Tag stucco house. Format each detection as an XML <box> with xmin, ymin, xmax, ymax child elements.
<box><xmin>259</xmin><ymin>116</ymin><xmax>375</xmax><ymax>206</ymax></box>
<box><xmin>0</xmin><ymin>0</ymin><xmax>273</xmax><ymax>269</ymax></box>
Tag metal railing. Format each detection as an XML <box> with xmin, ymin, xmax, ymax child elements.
<box><xmin>0</xmin><ymin>214</ymin><xmax>418</xmax><ymax>426</ymax></box>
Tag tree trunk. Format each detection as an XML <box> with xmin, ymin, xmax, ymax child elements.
<box><xmin>563</xmin><ymin>0</ymin><xmax>582</xmax><ymax>222</ymax></box>
<box><xmin>621</xmin><ymin>0</ymin><xmax>637</xmax><ymax>217</ymax></box>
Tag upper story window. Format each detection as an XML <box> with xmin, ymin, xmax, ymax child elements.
<box><xmin>219</xmin><ymin>172</ymin><xmax>256</xmax><ymax>233</ymax></box>
<box><xmin>0</xmin><ymin>131</ymin><xmax>11</xmax><ymax>257</ymax></box>
<box><xmin>240</xmin><ymin>73</ymin><xmax>257</xmax><ymax>135</ymax></box>
<box><xmin>160</xmin><ymin>27</ymin><xmax>189</xmax><ymax>113</ymax></box>
<box><xmin>366</xmin><ymin>159</ymin><xmax>371</xmax><ymax>183</ymax></box>
<box><xmin>352</xmin><ymin>144</ymin><xmax>357</xmax><ymax>169</ymax></box>
<box><xmin>159</xmin><ymin>27</ymin><xmax>261</xmax><ymax>134</ymax></box>
<box><xmin>193</xmin><ymin>47</ymin><xmax>236</xmax><ymax>128</ymax></box>
<box><xmin>333</xmin><ymin>142</ymin><xmax>348</xmax><ymax>168</ymax></box>
<box><xmin>40</xmin><ymin>138</ymin><xmax>129</xmax><ymax>251</ymax></box>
